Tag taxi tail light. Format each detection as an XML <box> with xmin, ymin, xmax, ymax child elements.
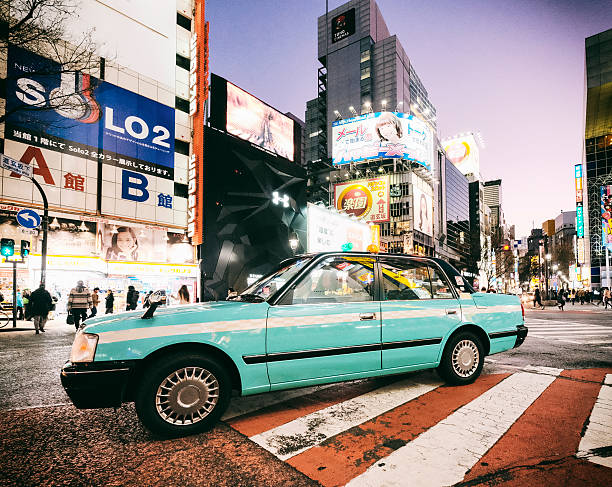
<box><xmin>521</xmin><ymin>302</ymin><xmax>525</xmax><ymax>321</ymax></box>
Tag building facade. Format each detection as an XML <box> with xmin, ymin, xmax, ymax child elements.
<box><xmin>0</xmin><ymin>0</ymin><xmax>203</xmax><ymax>309</ymax></box>
<box><xmin>584</xmin><ymin>28</ymin><xmax>612</xmax><ymax>288</ymax></box>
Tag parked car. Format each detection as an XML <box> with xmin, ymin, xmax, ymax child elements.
<box><xmin>61</xmin><ymin>252</ymin><xmax>527</xmax><ymax>437</ymax></box>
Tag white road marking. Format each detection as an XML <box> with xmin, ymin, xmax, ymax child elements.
<box><xmin>250</xmin><ymin>377</ymin><xmax>442</xmax><ymax>461</ymax></box>
<box><xmin>529</xmin><ymin>330</ymin><xmax>612</xmax><ymax>335</ymax></box>
<box><xmin>346</xmin><ymin>371</ymin><xmax>558</xmax><ymax>487</ymax></box>
<box><xmin>222</xmin><ymin>383</ymin><xmax>337</xmax><ymax>420</ymax></box>
<box><xmin>577</xmin><ymin>374</ymin><xmax>612</xmax><ymax>469</ymax></box>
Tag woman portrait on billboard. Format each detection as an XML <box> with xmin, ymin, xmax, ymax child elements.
<box><xmin>417</xmin><ymin>193</ymin><xmax>432</xmax><ymax>236</ymax></box>
<box><xmin>105</xmin><ymin>226</ymin><xmax>139</xmax><ymax>261</ymax></box>
<box><xmin>375</xmin><ymin>112</ymin><xmax>403</xmax><ymax>144</ymax></box>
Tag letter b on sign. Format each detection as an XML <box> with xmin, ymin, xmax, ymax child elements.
<box><xmin>121</xmin><ymin>169</ymin><xmax>149</xmax><ymax>202</ymax></box>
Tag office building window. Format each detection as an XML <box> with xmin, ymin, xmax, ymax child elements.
<box><xmin>360</xmin><ymin>50</ymin><xmax>370</xmax><ymax>63</ymax></box>
<box><xmin>177</xmin><ymin>13</ymin><xmax>191</xmax><ymax>30</ymax></box>
<box><xmin>360</xmin><ymin>66</ymin><xmax>371</xmax><ymax>80</ymax></box>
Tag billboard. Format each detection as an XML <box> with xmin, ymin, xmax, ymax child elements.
<box><xmin>443</xmin><ymin>133</ymin><xmax>480</xmax><ymax>177</ymax></box>
<box><xmin>602</xmin><ymin>185</ymin><xmax>612</xmax><ymax>250</ymax></box>
<box><xmin>332</xmin><ymin>8</ymin><xmax>356</xmax><ymax>43</ymax></box>
<box><xmin>226</xmin><ymin>81</ymin><xmax>294</xmax><ymax>161</ymax></box>
<box><xmin>6</xmin><ymin>46</ymin><xmax>175</xmax><ymax>180</ymax></box>
<box><xmin>307</xmin><ymin>203</ymin><xmax>374</xmax><ymax>252</ymax></box>
<box><xmin>331</xmin><ymin>112</ymin><xmax>433</xmax><ymax>170</ymax></box>
<box><xmin>412</xmin><ymin>182</ymin><xmax>433</xmax><ymax>237</ymax></box>
<box><xmin>334</xmin><ymin>176</ymin><xmax>389</xmax><ymax>223</ymax></box>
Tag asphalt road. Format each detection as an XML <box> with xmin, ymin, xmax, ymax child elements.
<box><xmin>0</xmin><ymin>308</ymin><xmax>610</xmax><ymax>486</ymax></box>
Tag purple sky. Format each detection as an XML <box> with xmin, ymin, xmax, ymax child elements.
<box><xmin>206</xmin><ymin>0</ymin><xmax>612</xmax><ymax>238</ymax></box>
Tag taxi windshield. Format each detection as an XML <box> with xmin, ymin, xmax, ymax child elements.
<box><xmin>237</xmin><ymin>257</ymin><xmax>313</xmax><ymax>301</ymax></box>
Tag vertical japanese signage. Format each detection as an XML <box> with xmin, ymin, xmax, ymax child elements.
<box><xmin>575</xmin><ymin>163</ymin><xmax>585</xmax><ymax>264</ymax></box>
<box><xmin>187</xmin><ymin>0</ymin><xmax>209</xmax><ymax>245</ymax></box>
<box><xmin>601</xmin><ymin>185</ymin><xmax>612</xmax><ymax>250</ymax></box>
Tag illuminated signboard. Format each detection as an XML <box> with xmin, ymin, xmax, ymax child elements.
<box><xmin>412</xmin><ymin>177</ymin><xmax>433</xmax><ymax>237</ymax></box>
<box><xmin>307</xmin><ymin>203</ymin><xmax>375</xmax><ymax>252</ymax></box>
<box><xmin>334</xmin><ymin>176</ymin><xmax>389</xmax><ymax>223</ymax></box>
<box><xmin>226</xmin><ymin>82</ymin><xmax>294</xmax><ymax>161</ymax></box>
<box><xmin>575</xmin><ymin>164</ymin><xmax>583</xmax><ymax>203</ymax></box>
<box><xmin>602</xmin><ymin>185</ymin><xmax>612</xmax><ymax>250</ymax></box>
<box><xmin>331</xmin><ymin>112</ymin><xmax>433</xmax><ymax>170</ymax></box>
<box><xmin>577</xmin><ymin>237</ymin><xmax>585</xmax><ymax>264</ymax></box>
<box><xmin>187</xmin><ymin>0</ymin><xmax>209</xmax><ymax>245</ymax></box>
<box><xmin>443</xmin><ymin>133</ymin><xmax>481</xmax><ymax>177</ymax></box>
<box><xmin>331</xmin><ymin>8</ymin><xmax>356</xmax><ymax>43</ymax></box>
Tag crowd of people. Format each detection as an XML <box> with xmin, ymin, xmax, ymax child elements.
<box><xmin>531</xmin><ymin>286</ymin><xmax>612</xmax><ymax>311</ymax></box>
<box><xmin>0</xmin><ymin>282</ymin><xmax>192</xmax><ymax>334</ymax></box>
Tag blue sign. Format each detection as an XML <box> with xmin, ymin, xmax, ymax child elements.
<box><xmin>576</xmin><ymin>204</ymin><xmax>584</xmax><ymax>238</ymax></box>
<box><xmin>6</xmin><ymin>47</ymin><xmax>175</xmax><ymax>179</ymax></box>
<box><xmin>16</xmin><ymin>209</ymin><xmax>41</xmax><ymax>229</ymax></box>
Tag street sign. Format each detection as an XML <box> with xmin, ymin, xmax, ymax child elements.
<box><xmin>1</xmin><ymin>154</ymin><xmax>33</xmax><ymax>178</ymax></box>
<box><xmin>16</xmin><ymin>209</ymin><xmax>41</xmax><ymax>229</ymax></box>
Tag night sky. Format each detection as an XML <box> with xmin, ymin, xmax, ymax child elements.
<box><xmin>206</xmin><ymin>0</ymin><xmax>612</xmax><ymax>238</ymax></box>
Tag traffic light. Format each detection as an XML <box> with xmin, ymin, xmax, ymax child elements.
<box><xmin>20</xmin><ymin>240</ymin><xmax>30</xmax><ymax>257</ymax></box>
<box><xmin>1</xmin><ymin>238</ymin><xmax>15</xmax><ymax>257</ymax></box>
<box><xmin>503</xmin><ymin>244</ymin><xmax>510</xmax><ymax>251</ymax></box>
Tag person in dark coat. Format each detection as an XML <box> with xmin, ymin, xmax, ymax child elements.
<box><xmin>126</xmin><ymin>285</ymin><xmax>139</xmax><ymax>311</ymax></box>
<box><xmin>29</xmin><ymin>283</ymin><xmax>53</xmax><ymax>334</ymax></box>
<box><xmin>534</xmin><ymin>288</ymin><xmax>545</xmax><ymax>309</ymax></box>
<box><xmin>105</xmin><ymin>290</ymin><xmax>114</xmax><ymax>314</ymax></box>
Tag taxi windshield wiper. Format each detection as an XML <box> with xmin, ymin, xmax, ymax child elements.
<box><xmin>236</xmin><ymin>293</ymin><xmax>265</xmax><ymax>303</ymax></box>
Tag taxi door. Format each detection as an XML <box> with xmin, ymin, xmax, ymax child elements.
<box><xmin>266</xmin><ymin>255</ymin><xmax>381</xmax><ymax>386</ymax></box>
<box><xmin>379</xmin><ymin>257</ymin><xmax>462</xmax><ymax>369</ymax></box>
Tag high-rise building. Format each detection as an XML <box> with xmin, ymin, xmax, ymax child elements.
<box><xmin>483</xmin><ymin>179</ymin><xmax>503</xmax><ymax>228</ymax></box>
<box><xmin>584</xmin><ymin>28</ymin><xmax>612</xmax><ymax>288</ymax></box>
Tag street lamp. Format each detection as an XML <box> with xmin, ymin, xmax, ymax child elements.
<box><xmin>289</xmin><ymin>232</ymin><xmax>299</xmax><ymax>254</ymax></box>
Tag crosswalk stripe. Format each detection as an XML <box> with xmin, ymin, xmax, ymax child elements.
<box><xmin>345</xmin><ymin>371</ymin><xmax>558</xmax><ymax>487</ymax></box>
<box><xmin>249</xmin><ymin>376</ymin><xmax>442</xmax><ymax>461</ymax></box>
<box><xmin>530</xmin><ymin>330</ymin><xmax>612</xmax><ymax>335</ymax></box>
<box><xmin>577</xmin><ymin>373</ymin><xmax>612</xmax><ymax>469</ymax></box>
<box><xmin>228</xmin><ymin>377</ymin><xmax>394</xmax><ymax>437</ymax></box>
<box><xmin>463</xmin><ymin>368</ymin><xmax>607</xmax><ymax>484</ymax></box>
<box><xmin>286</xmin><ymin>373</ymin><xmax>510</xmax><ymax>487</ymax></box>
<box><xmin>526</xmin><ymin>324</ymin><xmax>610</xmax><ymax>329</ymax></box>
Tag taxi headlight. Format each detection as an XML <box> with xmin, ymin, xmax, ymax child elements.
<box><xmin>70</xmin><ymin>331</ymin><xmax>99</xmax><ymax>363</ymax></box>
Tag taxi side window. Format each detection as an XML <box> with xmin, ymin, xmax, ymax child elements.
<box><xmin>381</xmin><ymin>259</ymin><xmax>433</xmax><ymax>300</ymax></box>
<box><xmin>428</xmin><ymin>265</ymin><xmax>455</xmax><ymax>299</ymax></box>
<box><xmin>289</xmin><ymin>257</ymin><xmax>374</xmax><ymax>304</ymax></box>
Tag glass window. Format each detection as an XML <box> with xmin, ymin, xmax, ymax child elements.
<box><xmin>360</xmin><ymin>66</ymin><xmax>371</xmax><ymax>80</ymax></box>
<box><xmin>360</xmin><ymin>50</ymin><xmax>371</xmax><ymax>63</ymax></box>
<box><xmin>287</xmin><ymin>257</ymin><xmax>375</xmax><ymax>304</ymax></box>
<box><xmin>428</xmin><ymin>264</ymin><xmax>455</xmax><ymax>299</ymax></box>
<box><xmin>240</xmin><ymin>257</ymin><xmax>313</xmax><ymax>301</ymax></box>
<box><xmin>381</xmin><ymin>259</ymin><xmax>432</xmax><ymax>300</ymax></box>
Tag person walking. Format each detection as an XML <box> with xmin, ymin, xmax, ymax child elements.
<box><xmin>570</xmin><ymin>289</ymin><xmax>575</xmax><ymax>305</ymax></box>
<box><xmin>143</xmin><ymin>290</ymin><xmax>153</xmax><ymax>308</ymax></box>
<box><xmin>29</xmin><ymin>283</ymin><xmax>53</xmax><ymax>335</ymax></box>
<box><xmin>126</xmin><ymin>285</ymin><xmax>139</xmax><ymax>311</ymax></box>
<box><xmin>105</xmin><ymin>290</ymin><xmax>114</xmax><ymax>314</ymax></box>
<box><xmin>67</xmin><ymin>280</ymin><xmax>92</xmax><ymax>330</ymax></box>
<box><xmin>89</xmin><ymin>287</ymin><xmax>100</xmax><ymax>318</ymax></box>
<box><xmin>604</xmin><ymin>288</ymin><xmax>612</xmax><ymax>310</ymax></box>
<box><xmin>534</xmin><ymin>288</ymin><xmax>545</xmax><ymax>309</ymax></box>
<box><xmin>557</xmin><ymin>291</ymin><xmax>565</xmax><ymax>311</ymax></box>
<box><xmin>16</xmin><ymin>288</ymin><xmax>24</xmax><ymax>320</ymax></box>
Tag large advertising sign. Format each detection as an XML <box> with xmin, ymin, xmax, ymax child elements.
<box><xmin>6</xmin><ymin>46</ymin><xmax>175</xmax><ymax>180</ymax></box>
<box><xmin>601</xmin><ymin>185</ymin><xmax>612</xmax><ymax>250</ymax></box>
<box><xmin>331</xmin><ymin>112</ymin><xmax>433</xmax><ymax>170</ymax></box>
<box><xmin>226</xmin><ymin>82</ymin><xmax>294</xmax><ymax>161</ymax></box>
<box><xmin>443</xmin><ymin>133</ymin><xmax>480</xmax><ymax>177</ymax></box>
<box><xmin>412</xmin><ymin>182</ymin><xmax>433</xmax><ymax>237</ymax></box>
<box><xmin>307</xmin><ymin>203</ymin><xmax>374</xmax><ymax>252</ymax></box>
<box><xmin>332</xmin><ymin>8</ymin><xmax>356</xmax><ymax>43</ymax></box>
<box><xmin>575</xmin><ymin>164</ymin><xmax>583</xmax><ymax>203</ymax></box>
<box><xmin>334</xmin><ymin>176</ymin><xmax>389</xmax><ymax>223</ymax></box>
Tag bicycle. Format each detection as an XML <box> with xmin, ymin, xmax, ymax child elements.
<box><xmin>0</xmin><ymin>305</ymin><xmax>9</xmax><ymax>328</ymax></box>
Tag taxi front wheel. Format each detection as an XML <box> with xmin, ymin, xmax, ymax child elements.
<box><xmin>134</xmin><ymin>353</ymin><xmax>231</xmax><ymax>437</ymax></box>
<box><xmin>437</xmin><ymin>332</ymin><xmax>484</xmax><ymax>385</ymax></box>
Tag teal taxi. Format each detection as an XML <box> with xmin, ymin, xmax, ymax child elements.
<box><xmin>61</xmin><ymin>252</ymin><xmax>527</xmax><ymax>437</ymax></box>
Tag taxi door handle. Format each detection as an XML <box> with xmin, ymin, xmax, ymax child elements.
<box><xmin>359</xmin><ymin>312</ymin><xmax>376</xmax><ymax>320</ymax></box>
<box><xmin>446</xmin><ymin>309</ymin><xmax>458</xmax><ymax>315</ymax></box>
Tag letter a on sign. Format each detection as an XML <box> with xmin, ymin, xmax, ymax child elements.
<box><xmin>10</xmin><ymin>146</ymin><xmax>55</xmax><ymax>185</ymax></box>
<box><xmin>121</xmin><ymin>169</ymin><xmax>149</xmax><ymax>202</ymax></box>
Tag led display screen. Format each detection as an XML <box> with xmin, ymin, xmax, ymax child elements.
<box><xmin>443</xmin><ymin>133</ymin><xmax>480</xmax><ymax>177</ymax></box>
<box><xmin>334</xmin><ymin>176</ymin><xmax>390</xmax><ymax>223</ymax></box>
<box><xmin>226</xmin><ymin>81</ymin><xmax>294</xmax><ymax>161</ymax></box>
<box><xmin>412</xmin><ymin>181</ymin><xmax>433</xmax><ymax>237</ymax></box>
<box><xmin>307</xmin><ymin>203</ymin><xmax>373</xmax><ymax>252</ymax></box>
<box><xmin>602</xmin><ymin>185</ymin><xmax>612</xmax><ymax>249</ymax></box>
<box><xmin>331</xmin><ymin>112</ymin><xmax>433</xmax><ymax>170</ymax></box>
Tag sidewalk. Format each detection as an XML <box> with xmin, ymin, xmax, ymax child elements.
<box><xmin>0</xmin><ymin>315</ymin><xmax>70</xmax><ymax>333</ymax></box>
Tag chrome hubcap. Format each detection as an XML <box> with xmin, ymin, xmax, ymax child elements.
<box><xmin>451</xmin><ymin>340</ymin><xmax>479</xmax><ymax>378</ymax></box>
<box><xmin>156</xmin><ymin>367</ymin><xmax>219</xmax><ymax>425</ymax></box>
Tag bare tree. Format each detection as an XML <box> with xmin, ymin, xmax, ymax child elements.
<box><xmin>0</xmin><ymin>0</ymin><xmax>101</xmax><ymax>125</ymax></box>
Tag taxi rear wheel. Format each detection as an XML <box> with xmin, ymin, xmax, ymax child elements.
<box><xmin>437</xmin><ymin>332</ymin><xmax>483</xmax><ymax>385</ymax></box>
<box><xmin>135</xmin><ymin>353</ymin><xmax>231</xmax><ymax>437</ymax></box>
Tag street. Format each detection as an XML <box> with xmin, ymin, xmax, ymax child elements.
<box><xmin>0</xmin><ymin>308</ymin><xmax>610</xmax><ymax>486</ymax></box>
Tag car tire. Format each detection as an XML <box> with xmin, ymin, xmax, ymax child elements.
<box><xmin>134</xmin><ymin>353</ymin><xmax>231</xmax><ymax>437</ymax></box>
<box><xmin>437</xmin><ymin>331</ymin><xmax>484</xmax><ymax>385</ymax></box>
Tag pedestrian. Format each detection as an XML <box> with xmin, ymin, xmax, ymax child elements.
<box><xmin>67</xmin><ymin>280</ymin><xmax>92</xmax><ymax>330</ymax></box>
<box><xmin>557</xmin><ymin>291</ymin><xmax>565</xmax><ymax>311</ymax></box>
<box><xmin>16</xmin><ymin>288</ymin><xmax>24</xmax><ymax>320</ymax></box>
<box><xmin>570</xmin><ymin>289</ymin><xmax>575</xmax><ymax>305</ymax></box>
<box><xmin>534</xmin><ymin>288</ymin><xmax>545</xmax><ymax>309</ymax></box>
<box><xmin>604</xmin><ymin>288</ymin><xmax>611</xmax><ymax>310</ymax></box>
<box><xmin>89</xmin><ymin>287</ymin><xmax>100</xmax><ymax>318</ymax></box>
<box><xmin>578</xmin><ymin>289</ymin><xmax>584</xmax><ymax>305</ymax></box>
<box><xmin>126</xmin><ymin>285</ymin><xmax>139</xmax><ymax>311</ymax></box>
<box><xmin>22</xmin><ymin>289</ymin><xmax>31</xmax><ymax>319</ymax></box>
<box><xmin>105</xmin><ymin>290</ymin><xmax>114</xmax><ymax>314</ymax></box>
<box><xmin>172</xmin><ymin>285</ymin><xmax>190</xmax><ymax>304</ymax></box>
<box><xmin>29</xmin><ymin>283</ymin><xmax>53</xmax><ymax>335</ymax></box>
<box><xmin>143</xmin><ymin>290</ymin><xmax>153</xmax><ymax>308</ymax></box>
